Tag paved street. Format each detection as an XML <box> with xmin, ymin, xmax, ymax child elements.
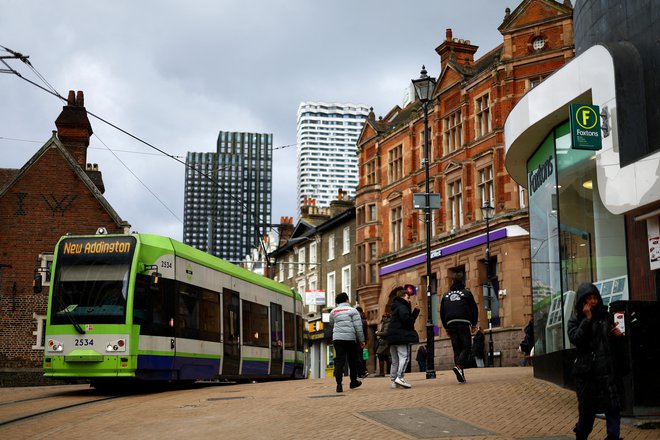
<box><xmin>1</xmin><ymin>367</ymin><xmax>658</xmax><ymax>439</ymax></box>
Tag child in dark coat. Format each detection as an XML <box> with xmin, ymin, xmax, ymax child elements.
<box><xmin>567</xmin><ymin>282</ymin><xmax>625</xmax><ymax>440</ymax></box>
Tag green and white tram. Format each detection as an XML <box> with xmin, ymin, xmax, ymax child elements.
<box><xmin>40</xmin><ymin>233</ymin><xmax>305</xmax><ymax>383</ymax></box>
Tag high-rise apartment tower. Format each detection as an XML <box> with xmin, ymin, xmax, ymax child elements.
<box><xmin>296</xmin><ymin>101</ymin><xmax>369</xmax><ymax>217</ymax></box>
<box><xmin>183</xmin><ymin>131</ymin><xmax>272</xmax><ymax>262</ymax></box>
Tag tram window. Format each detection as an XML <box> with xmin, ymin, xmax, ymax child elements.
<box><xmin>199</xmin><ymin>290</ymin><xmax>220</xmax><ymax>342</ymax></box>
<box><xmin>284</xmin><ymin>311</ymin><xmax>295</xmax><ymax>350</ymax></box>
<box><xmin>133</xmin><ymin>274</ymin><xmax>174</xmax><ymax>336</ymax></box>
<box><xmin>177</xmin><ymin>286</ymin><xmax>201</xmax><ymax>339</ymax></box>
<box><xmin>242</xmin><ymin>300</ymin><xmax>269</xmax><ymax>348</ymax></box>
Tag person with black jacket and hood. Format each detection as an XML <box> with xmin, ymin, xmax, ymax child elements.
<box><xmin>567</xmin><ymin>282</ymin><xmax>625</xmax><ymax>440</ymax></box>
<box><xmin>387</xmin><ymin>286</ymin><xmax>420</xmax><ymax>389</ymax></box>
<box><xmin>440</xmin><ymin>273</ymin><xmax>478</xmax><ymax>383</ymax></box>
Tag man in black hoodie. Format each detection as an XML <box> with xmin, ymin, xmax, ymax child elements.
<box><xmin>567</xmin><ymin>282</ymin><xmax>624</xmax><ymax>440</ymax></box>
<box><xmin>440</xmin><ymin>273</ymin><xmax>478</xmax><ymax>383</ymax></box>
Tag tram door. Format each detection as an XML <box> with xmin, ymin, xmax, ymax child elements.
<box><xmin>222</xmin><ymin>289</ymin><xmax>241</xmax><ymax>376</ymax></box>
<box><xmin>270</xmin><ymin>303</ymin><xmax>284</xmax><ymax>375</ymax></box>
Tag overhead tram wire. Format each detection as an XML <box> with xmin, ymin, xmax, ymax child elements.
<box><xmin>1</xmin><ymin>137</ymin><xmax>185</xmax><ymax>158</ymax></box>
<box><xmin>1</xmin><ymin>46</ymin><xmax>282</xmax><ymax>260</ymax></box>
<box><xmin>93</xmin><ymin>134</ymin><xmax>182</xmax><ymax>223</ymax></box>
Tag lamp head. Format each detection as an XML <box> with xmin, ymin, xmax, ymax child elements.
<box><xmin>412</xmin><ymin>65</ymin><xmax>436</xmax><ymax>103</ymax></box>
<box><xmin>481</xmin><ymin>200</ymin><xmax>495</xmax><ymax>220</ymax></box>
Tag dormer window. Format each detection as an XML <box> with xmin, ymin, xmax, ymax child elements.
<box><xmin>532</xmin><ymin>37</ymin><xmax>545</xmax><ymax>51</ymax></box>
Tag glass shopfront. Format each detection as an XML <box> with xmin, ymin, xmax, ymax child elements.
<box><xmin>528</xmin><ymin>121</ymin><xmax>628</xmax><ymax>361</ymax></box>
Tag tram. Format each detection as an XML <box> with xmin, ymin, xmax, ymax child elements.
<box><xmin>38</xmin><ymin>233</ymin><xmax>305</xmax><ymax>384</ymax></box>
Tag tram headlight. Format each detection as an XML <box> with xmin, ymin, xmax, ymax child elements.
<box><xmin>47</xmin><ymin>339</ymin><xmax>63</xmax><ymax>352</ymax></box>
<box><xmin>105</xmin><ymin>339</ymin><xmax>126</xmax><ymax>352</ymax></box>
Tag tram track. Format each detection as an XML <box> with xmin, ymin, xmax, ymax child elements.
<box><xmin>0</xmin><ymin>392</ymin><xmax>123</xmax><ymax>427</ymax></box>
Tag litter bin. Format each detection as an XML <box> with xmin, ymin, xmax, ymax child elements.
<box><xmin>609</xmin><ymin>300</ymin><xmax>660</xmax><ymax>416</ymax></box>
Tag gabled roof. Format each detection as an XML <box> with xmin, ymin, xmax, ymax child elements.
<box><xmin>436</xmin><ymin>45</ymin><xmax>504</xmax><ymax>94</ymax></box>
<box><xmin>0</xmin><ymin>132</ymin><xmax>129</xmax><ymax>229</ymax></box>
<box><xmin>498</xmin><ymin>0</ymin><xmax>573</xmax><ymax>33</ymax></box>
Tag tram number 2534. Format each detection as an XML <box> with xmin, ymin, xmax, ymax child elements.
<box><xmin>74</xmin><ymin>338</ymin><xmax>94</xmax><ymax>346</ymax></box>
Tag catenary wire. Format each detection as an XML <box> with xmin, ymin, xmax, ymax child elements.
<box><xmin>1</xmin><ymin>46</ymin><xmax>293</xmax><ymax>257</ymax></box>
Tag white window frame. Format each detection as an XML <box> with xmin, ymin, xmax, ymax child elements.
<box><xmin>309</xmin><ymin>241</ymin><xmax>317</xmax><ymax>270</ymax></box>
<box><xmin>32</xmin><ymin>313</ymin><xmax>46</xmax><ymax>350</ymax></box>
<box><xmin>298</xmin><ymin>247</ymin><xmax>306</xmax><ymax>274</ymax></box>
<box><xmin>38</xmin><ymin>252</ymin><xmax>54</xmax><ymax>287</ymax></box>
<box><xmin>288</xmin><ymin>255</ymin><xmax>294</xmax><ymax>278</ymax></box>
<box><xmin>327</xmin><ymin>272</ymin><xmax>336</xmax><ymax>307</ymax></box>
<box><xmin>298</xmin><ymin>281</ymin><xmax>310</xmax><ymax>313</ymax></box>
<box><xmin>478</xmin><ymin>165</ymin><xmax>495</xmax><ymax>217</ymax></box>
<box><xmin>341</xmin><ymin>265</ymin><xmax>351</xmax><ymax>302</ymax></box>
<box><xmin>342</xmin><ymin>227</ymin><xmax>350</xmax><ymax>255</ymax></box>
<box><xmin>328</xmin><ymin>234</ymin><xmax>335</xmax><ymax>261</ymax></box>
<box><xmin>448</xmin><ymin>180</ymin><xmax>464</xmax><ymax>230</ymax></box>
<box><xmin>519</xmin><ymin>184</ymin><xmax>527</xmax><ymax>208</ymax></box>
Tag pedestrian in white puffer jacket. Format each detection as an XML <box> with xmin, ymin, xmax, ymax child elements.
<box><xmin>329</xmin><ymin>292</ymin><xmax>365</xmax><ymax>392</ymax></box>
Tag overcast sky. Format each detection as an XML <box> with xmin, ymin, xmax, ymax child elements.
<box><xmin>1</xmin><ymin>0</ymin><xmax>519</xmax><ymax>242</ymax></box>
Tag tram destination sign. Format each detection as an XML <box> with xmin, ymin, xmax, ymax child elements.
<box><xmin>569</xmin><ymin>104</ymin><xmax>602</xmax><ymax>151</ymax></box>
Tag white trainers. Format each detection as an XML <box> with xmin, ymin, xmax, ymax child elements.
<box><xmin>390</xmin><ymin>381</ymin><xmax>397</xmax><ymax>389</ymax></box>
<box><xmin>394</xmin><ymin>377</ymin><xmax>412</xmax><ymax>388</ymax></box>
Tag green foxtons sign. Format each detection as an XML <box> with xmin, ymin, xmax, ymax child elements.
<box><xmin>569</xmin><ymin>104</ymin><xmax>602</xmax><ymax>150</ymax></box>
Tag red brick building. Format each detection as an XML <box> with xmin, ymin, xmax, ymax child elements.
<box><xmin>355</xmin><ymin>0</ymin><xmax>574</xmax><ymax>369</ymax></box>
<box><xmin>0</xmin><ymin>91</ymin><xmax>130</xmax><ymax>385</ymax></box>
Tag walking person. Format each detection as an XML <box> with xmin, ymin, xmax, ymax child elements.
<box><xmin>387</xmin><ymin>286</ymin><xmax>420</xmax><ymax>389</ymax></box>
<box><xmin>416</xmin><ymin>344</ymin><xmax>427</xmax><ymax>372</ymax></box>
<box><xmin>375</xmin><ymin>313</ymin><xmax>391</xmax><ymax>377</ymax></box>
<box><xmin>440</xmin><ymin>273</ymin><xmax>478</xmax><ymax>383</ymax></box>
<box><xmin>471</xmin><ymin>326</ymin><xmax>485</xmax><ymax>368</ymax></box>
<box><xmin>329</xmin><ymin>292</ymin><xmax>365</xmax><ymax>393</ymax></box>
<box><xmin>519</xmin><ymin>318</ymin><xmax>534</xmax><ymax>366</ymax></box>
<box><xmin>568</xmin><ymin>282</ymin><xmax>626</xmax><ymax>440</ymax></box>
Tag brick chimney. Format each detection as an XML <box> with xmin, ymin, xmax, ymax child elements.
<box><xmin>277</xmin><ymin>216</ymin><xmax>294</xmax><ymax>246</ymax></box>
<box><xmin>55</xmin><ymin>90</ymin><xmax>93</xmax><ymax>166</ymax></box>
<box><xmin>435</xmin><ymin>28</ymin><xmax>479</xmax><ymax>71</ymax></box>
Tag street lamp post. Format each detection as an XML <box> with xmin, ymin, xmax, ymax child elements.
<box><xmin>412</xmin><ymin>66</ymin><xmax>437</xmax><ymax>379</ymax></box>
<box><xmin>481</xmin><ymin>200</ymin><xmax>495</xmax><ymax>367</ymax></box>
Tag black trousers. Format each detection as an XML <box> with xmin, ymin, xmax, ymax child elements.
<box><xmin>447</xmin><ymin>323</ymin><xmax>472</xmax><ymax>368</ymax></box>
<box><xmin>333</xmin><ymin>340</ymin><xmax>359</xmax><ymax>385</ymax></box>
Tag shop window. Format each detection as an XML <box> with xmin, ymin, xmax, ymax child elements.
<box><xmin>527</xmin><ymin>121</ymin><xmax>628</xmax><ymax>358</ymax></box>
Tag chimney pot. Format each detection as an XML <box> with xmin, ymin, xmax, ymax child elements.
<box><xmin>446</xmin><ymin>28</ymin><xmax>453</xmax><ymax>41</ymax></box>
<box><xmin>76</xmin><ymin>91</ymin><xmax>84</xmax><ymax>106</ymax></box>
<box><xmin>55</xmin><ymin>89</ymin><xmax>93</xmax><ymax>167</ymax></box>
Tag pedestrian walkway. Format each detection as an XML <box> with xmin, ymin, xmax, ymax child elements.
<box><xmin>1</xmin><ymin>367</ymin><xmax>658</xmax><ymax>439</ymax></box>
